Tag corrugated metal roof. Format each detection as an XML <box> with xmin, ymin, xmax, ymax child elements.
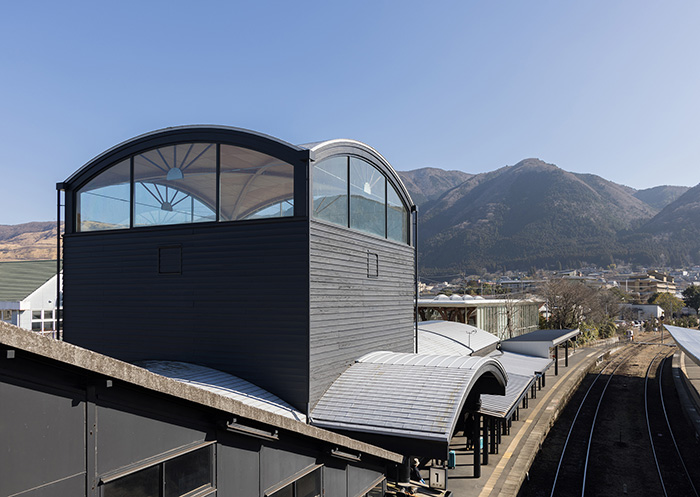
<box><xmin>665</xmin><ymin>325</ymin><xmax>700</xmax><ymax>367</ymax></box>
<box><xmin>503</xmin><ymin>328</ymin><xmax>580</xmax><ymax>346</ymax></box>
<box><xmin>480</xmin><ymin>372</ymin><xmax>535</xmax><ymax>418</ymax></box>
<box><xmin>310</xmin><ymin>352</ymin><xmax>507</xmax><ymax>443</ymax></box>
<box><xmin>358</xmin><ymin>351</ymin><xmax>504</xmax><ymax>371</ymax></box>
<box><xmin>0</xmin><ymin>260</ymin><xmax>57</xmax><ymax>301</ymax></box>
<box><xmin>417</xmin><ymin>320</ymin><xmax>499</xmax><ymax>356</ymax></box>
<box><xmin>487</xmin><ymin>350</ymin><xmax>554</xmax><ymax>376</ymax></box>
<box><xmin>138</xmin><ymin>361</ymin><xmax>306</xmax><ymax>422</ymax></box>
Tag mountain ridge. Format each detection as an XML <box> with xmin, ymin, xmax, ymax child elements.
<box><xmin>3</xmin><ymin>161</ymin><xmax>697</xmax><ymax>273</ymax></box>
<box><xmin>397</xmin><ymin>159</ymin><xmax>700</xmax><ymax>273</ymax></box>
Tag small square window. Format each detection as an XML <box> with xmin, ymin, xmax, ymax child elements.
<box><xmin>32</xmin><ymin>322</ymin><xmax>42</xmax><ymax>331</ymax></box>
<box><xmin>32</xmin><ymin>310</ymin><xmax>42</xmax><ymax>320</ymax></box>
<box><xmin>367</xmin><ymin>252</ymin><xmax>379</xmax><ymax>278</ymax></box>
<box><xmin>43</xmin><ymin>310</ymin><xmax>53</xmax><ymax>320</ymax></box>
<box><xmin>159</xmin><ymin>246</ymin><xmax>182</xmax><ymax>275</ymax></box>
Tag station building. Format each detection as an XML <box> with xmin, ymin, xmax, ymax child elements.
<box><xmin>0</xmin><ymin>126</ymin><xmax>516</xmax><ymax>496</ymax></box>
<box><xmin>417</xmin><ymin>294</ymin><xmax>541</xmax><ymax>339</ymax></box>
<box><xmin>57</xmin><ymin>125</ymin><xmax>420</xmax><ymax>415</ymax></box>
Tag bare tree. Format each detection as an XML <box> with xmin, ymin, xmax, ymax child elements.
<box><xmin>540</xmin><ymin>279</ymin><xmax>593</xmax><ymax>329</ymax></box>
<box><xmin>540</xmin><ymin>279</ymin><xmax>621</xmax><ymax>330</ymax></box>
<box><xmin>500</xmin><ymin>294</ymin><xmax>520</xmax><ymax>339</ymax></box>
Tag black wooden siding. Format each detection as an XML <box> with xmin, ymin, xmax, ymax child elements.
<box><xmin>308</xmin><ymin>220</ymin><xmax>415</xmax><ymax>409</ymax></box>
<box><xmin>62</xmin><ymin>219</ymin><xmax>310</xmax><ymax>412</ymax></box>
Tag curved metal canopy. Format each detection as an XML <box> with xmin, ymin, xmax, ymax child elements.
<box><xmin>310</xmin><ymin>351</ymin><xmax>507</xmax><ymax>458</ymax></box>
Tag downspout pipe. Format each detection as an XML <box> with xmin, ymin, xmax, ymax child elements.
<box><xmin>55</xmin><ymin>183</ymin><xmax>66</xmax><ymax>340</ymax></box>
<box><xmin>412</xmin><ymin>205</ymin><xmax>418</xmax><ymax>353</ymax></box>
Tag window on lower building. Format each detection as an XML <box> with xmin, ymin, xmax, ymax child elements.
<box><xmin>363</xmin><ymin>481</ymin><xmax>385</xmax><ymax>497</ymax></box>
<box><xmin>102</xmin><ymin>445</ymin><xmax>214</xmax><ymax>497</ymax></box>
<box><xmin>268</xmin><ymin>467</ymin><xmax>321</xmax><ymax>497</ymax></box>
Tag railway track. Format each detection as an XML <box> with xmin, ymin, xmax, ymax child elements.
<box><xmin>519</xmin><ymin>340</ymin><xmax>700</xmax><ymax>497</ymax></box>
<box><xmin>644</xmin><ymin>354</ymin><xmax>698</xmax><ymax>497</ymax></box>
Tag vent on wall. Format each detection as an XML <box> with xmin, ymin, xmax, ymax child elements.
<box><xmin>367</xmin><ymin>251</ymin><xmax>378</xmax><ymax>278</ymax></box>
<box><xmin>159</xmin><ymin>246</ymin><xmax>182</xmax><ymax>274</ymax></box>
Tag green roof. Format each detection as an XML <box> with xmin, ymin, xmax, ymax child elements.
<box><xmin>0</xmin><ymin>260</ymin><xmax>58</xmax><ymax>301</ymax></box>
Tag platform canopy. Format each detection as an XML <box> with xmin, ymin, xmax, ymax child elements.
<box><xmin>479</xmin><ymin>351</ymin><xmax>554</xmax><ymax>419</ymax></box>
<box><xmin>500</xmin><ymin>328</ymin><xmax>580</xmax><ymax>358</ymax></box>
<box><xmin>310</xmin><ymin>351</ymin><xmax>507</xmax><ymax>459</ymax></box>
<box><xmin>665</xmin><ymin>325</ymin><xmax>700</xmax><ymax>367</ymax></box>
<box><xmin>417</xmin><ymin>320</ymin><xmax>499</xmax><ymax>356</ymax></box>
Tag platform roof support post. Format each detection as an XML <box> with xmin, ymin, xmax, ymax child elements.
<box><xmin>473</xmin><ymin>412</ymin><xmax>481</xmax><ymax>478</ymax></box>
<box><xmin>482</xmin><ymin>415</ymin><xmax>489</xmax><ymax>465</ymax></box>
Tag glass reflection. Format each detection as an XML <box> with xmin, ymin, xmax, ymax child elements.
<box><xmin>313</xmin><ymin>156</ymin><xmax>348</xmax><ymax>226</ymax></box>
<box><xmin>387</xmin><ymin>183</ymin><xmax>408</xmax><ymax>243</ymax></box>
<box><xmin>77</xmin><ymin>159</ymin><xmax>131</xmax><ymax>231</ymax></box>
<box><xmin>350</xmin><ymin>157</ymin><xmax>386</xmax><ymax>238</ymax></box>
<box><xmin>133</xmin><ymin>143</ymin><xmax>217</xmax><ymax>226</ymax></box>
<box><xmin>219</xmin><ymin>145</ymin><xmax>294</xmax><ymax>221</ymax></box>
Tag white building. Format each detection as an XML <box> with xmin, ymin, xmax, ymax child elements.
<box><xmin>0</xmin><ymin>260</ymin><xmax>59</xmax><ymax>335</ymax></box>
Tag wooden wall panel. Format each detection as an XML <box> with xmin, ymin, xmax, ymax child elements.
<box><xmin>309</xmin><ymin>220</ymin><xmax>415</xmax><ymax>409</ymax></box>
<box><xmin>62</xmin><ymin>219</ymin><xmax>310</xmax><ymax>411</ymax></box>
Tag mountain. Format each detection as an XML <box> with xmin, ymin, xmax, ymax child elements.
<box><xmin>5</xmin><ymin>162</ymin><xmax>699</xmax><ymax>273</ymax></box>
<box><xmin>397</xmin><ymin>168</ymin><xmax>473</xmax><ymax>207</ymax></box>
<box><xmin>0</xmin><ymin>222</ymin><xmax>58</xmax><ymax>261</ymax></box>
<box><xmin>633</xmin><ymin>185</ymin><xmax>690</xmax><ymax>211</ymax></box>
<box><xmin>416</xmin><ymin>159</ymin><xmax>663</xmax><ymax>274</ymax></box>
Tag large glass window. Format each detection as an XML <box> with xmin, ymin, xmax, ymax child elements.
<box><xmin>312</xmin><ymin>156</ymin><xmax>348</xmax><ymax>226</ymax></box>
<box><xmin>134</xmin><ymin>144</ymin><xmax>217</xmax><ymax>227</ymax></box>
<box><xmin>219</xmin><ymin>145</ymin><xmax>294</xmax><ymax>221</ymax></box>
<box><xmin>77</xmin><ymin>159</ymin><xmax>131</xmax><ymax>232</ymax></box>
<box><xmin>75</xmin><ymin>142</ymin><xmax>297</xmax><ymax>232</ymax></box>
<box><xmin>350</xmin><ymin>157</ymin><xmax>386</xmax><ymax>238</ymax></box>
<box><xmin>312</xmin><ymin>155</ymin><xmax>410</xmax><ymax>244</ymax></box>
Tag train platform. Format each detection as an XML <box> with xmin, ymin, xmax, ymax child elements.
<box><xmin>437</xmin><ymin>339</ymin><xmax>619</xmax><ymax>497</ymax></box>
<box><xmin>672</xmin><ymin>349</ymin><xmax>700</xmax><ymax>440</ymax></box>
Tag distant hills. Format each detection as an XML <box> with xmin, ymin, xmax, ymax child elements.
<box><xmin>3</xmin><ymin>160</ymin><xmax>698</xmax><ymax>274</ymax></box>
<box><xmin>396</xmin><ymin>159</ymin><xmax>697</xmax><ymax>275</ymax></box>
<box><xmin>0</xmin><ymin>222</ymin><xmax>57</xmax><ymax>261</ymax></box>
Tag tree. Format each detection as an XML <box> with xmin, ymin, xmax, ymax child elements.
<box><xmin>652</xmin><ymin>292</ymin><xmax>684</xmax><ymax>318</ymax></box>
<box><xmin>540</xmin><ymin>279</ymin><xmax>594</xmax><ymax>329</ymax></box>
<box><xmin>682</xmin><ymin>285</ymin><xmax>700</xmax><ymax>314</ymax></box>
<box><xmin>539</xmin><ymin>279</ymin><xmax>621</xmax><ymax>330</ymax></box>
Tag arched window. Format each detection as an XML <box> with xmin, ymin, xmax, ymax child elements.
<box><xmin>75</xmin><ymin>143</ymin><xmax>295</xmax><ymax>231</ymax></box>
<box><xmin>312</xmin><ymin>156</ymin><xmax>409</xmax><ymax>244</ymax></box>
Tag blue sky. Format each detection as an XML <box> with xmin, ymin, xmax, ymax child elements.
<box><xmin>2</xmin><ymin>1</ymin><xmax>699</xmax><ymax>224</ymax></box>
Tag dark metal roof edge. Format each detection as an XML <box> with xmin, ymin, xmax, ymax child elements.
<box><xmin>63</xmin><ymin>125</ymin><xmax>305</xmax><ymax>189</ymax></box>
<box><xmin>305</xmin><ymin>138</ymin><xmax>415</xmax><ymax>209</ymax></box>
